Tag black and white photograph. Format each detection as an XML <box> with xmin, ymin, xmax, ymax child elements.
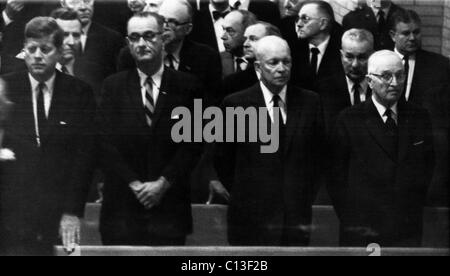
<box><xmin>0</xmin><ymin>0</ymin><xmax>448</xmax><ymax>258</ymax></box>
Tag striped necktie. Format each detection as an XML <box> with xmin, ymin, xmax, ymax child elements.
<box><xmin>144</xmin><ymin>78</ymin><xmax>155</xmax><ymax>127</ymax></box>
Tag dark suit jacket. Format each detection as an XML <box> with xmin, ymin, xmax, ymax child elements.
<box><xmin>215</xmin><ymin>84</ymin><xmax>324</xmax><ymax>246</ymax></box>
<box><xmin>316</xmin><ymin>67</ymin><xmax>372</xmax><ymax>136</ymax></box>
<box><xmin>291</xmin><ymin>22</ymin><xmax>343</xmax><ymax>91</ymax></box>
<box><xmin>0</xmin><ymin>54</ymin><xmax>26</xmax><ymax>75</ymax></box>
<box><xmin>330</xmin><ymin>98</ymin><xmax>434</xmax><ymax>247</ymax></box>
<box><xmin>222</xmin><ymin>65</ymin><xmax>258</xmax><ymax>97</ymax></box>
<box><xmin>83</xmin><ymin>22</ymin><xmax>124</xmax><ymax>78</ymax></box>
<box><xmin>72</xmin><ymin>56</ymin><xmax>107</xmax><ymax>104</ymax></box>
<box><xmin>342</xmin><ymin>4</ymin><xmax>403</xmax><ymax>50</ymax></box>
<box><xmin>190</xmin><ymin>0</ymin><xmax>281</xmax><ymax>52</ymax></box>
<box><xmin>0</xmin><ymin>71</ymin><xmax>96</xmax><ymax>255</ymax></box>
<box><xmin>97</xmin><ymin>67</ymin><xmax>203</xmax><ymax>239</ymax></box>
<box><xmin>117</xmin><ymin>40</ymin><xmax>222</xmax><ymax>105</ymax></box>
<box><xmin>92</xmin><ymin>0</ymin><xmax>132</xmax><ymax>37</ymax></box>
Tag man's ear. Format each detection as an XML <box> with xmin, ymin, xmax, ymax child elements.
<box><xmin>320</xmin><ymin>18</ymin><xmax>330</xmax><ymax>31</ymax></box>
<box><xmin>60</xmin><ymin>0</ymin><xmax>67</xmax><ymax>8</ymax></box>
<box><xmin>389</xmin><ymin>30</ymin><xmax>396</xmax><ymax>43</ymax></box>
<box><xmin>254</xmin><ymin>60</ymin><xmax>261</xmax><ymax>73</ymax></box>
<box><xmin>185</xmin><ymin>23</ymin><xmax>193</xmax><ymax>36</ymax></box>
<box><xmin>366</xmin><ymin>75</ymin><xmax>374</xmax><ymax>88</ymax></box>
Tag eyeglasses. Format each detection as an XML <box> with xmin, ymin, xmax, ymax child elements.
<box><xmin>127</xmin><ymin>31</ymin><xmax>162</xmax><ymax>43</ymax></box>
<box><xmin>295</xmin><ymin>15</ymin><xmax>323</xmax><ymax>25</ymax></box>
<box><xmin>163</xmin><ymin>18</ymin><xmax>191</xmax><ymax>28</ymax></box>
<box><xmin>65</xmin><ymin>0</ymin><xmax>94</xmax><ymax>8</ymax></box>
<box><xmin>370</xmin><ymin>72</ymin><xmax>406</xmax><ymax>84</ymax></box>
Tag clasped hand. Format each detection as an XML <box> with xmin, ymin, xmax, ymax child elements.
<box><xmin>129</xmin><ymin>177</ymin><xmax>170</xmax><ymax>210</ymax></box>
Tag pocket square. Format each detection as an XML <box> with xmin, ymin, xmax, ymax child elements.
<box><xmin>60</xmin><ymin>121</ymin><xmax>67</xmax><ymax>125</ymax></box>
<box><xmin>171</xmin><ymin>115</ymin><xmax>180</xmax><ymax>120</ymax></box>
<box><xmin>413</xmin><ymin>141</ymin><xmax>424</xmax><ymax>146</ymax></box>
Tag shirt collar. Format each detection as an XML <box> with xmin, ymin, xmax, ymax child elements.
<box><xmin>137</xmin><ymin>64</ymin><xmax>164</xmax><ymax>89</ymax></box>
<box><xmin>165</xmin><ymin>41</ymin><xmax>183</xmax><ymax>63</ymax></box>
<box><xmin>56</xmin><ymin>59</ymin><xmax>75</xmax><ymax>71</ymax></box>
<box><xmin>394</xmin><ymin>47</ymin><xmax>416</xmax><ymax>60</ymax></box>
<box><xmin>372</xmin><ymin>95</ymin><xmax>398</xmax><ymax>119</ymax></box>
<box><xmin>260</xmin><ymin>81</ymin><xmax>287</xmax><ymax>107</ymax></box>
<box><xmin>309</xmin><ymin>35</ymin><xmax>331</xmax><ymax>55</ymax></box>
<box><xmin>371</xmin><ymin>4</ymin><xmax>391</xmax><ymax>17</ymax></box>
<box><xmin>82</xmin><ymin>22</ymin><xmax>92</xmax><ymax>36</ymax></box>
<box><xmin>28</xmin><ymin>72</ymin><xmax>56</xmax><ymax>96</ymax></box>
<box><xmin>209</xmin><ymin>3</ymin><xmax>231</xmax><ymax>17</ymax></box>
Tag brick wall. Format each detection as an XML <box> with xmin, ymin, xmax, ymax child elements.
<box><xmin>327</xmin><ymin>0</ymin><xmax>448</xmax><ymax>55</ymax></box>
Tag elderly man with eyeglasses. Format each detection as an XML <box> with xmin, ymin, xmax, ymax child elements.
<box><xmin>329</xmin><ymin>50</ymin><xmax>435</xmax><ymax>248</ymax></box>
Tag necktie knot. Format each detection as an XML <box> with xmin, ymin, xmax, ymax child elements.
<box><xmin>384</xmin><ymin>109</ymin><xmax>393</xmax><ymax>119</ymax></box>
<box><xmin>166</xmin><ymin>54</ymin><xmax>176</xmax><ymax>69</ymax></box>
<box><xmin>378</xmin><ymin>9</ymin><xmax>385</xmax><ymax>19</ymax></box>
<box><xmin>311</xmin><ymin>47</ymin><xmax>320</xmax><ymax>56</ymax></box>
<box><xmin>231</xmin><ymin>1</ymin><xmax>241</xmax><ymax>10</ymax></box>
<box><xmin>272</xmin><ymin>94</ymin><xmax>282</xmax><ymax>106</ymax></box>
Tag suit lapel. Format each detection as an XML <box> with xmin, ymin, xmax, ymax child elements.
<box><xmin>178</xmin><ymin>40</ymin><xmax>193</xmax><ymax>73</ymax></box>
<box><xmin>397</xmin><ymin>105</ymin><xmax>411</xmax><ymax>162</ymax></box>
<box><xmin>284</xmin><ymin>86</ymin><xmax>304</xmax><ymax>155</ymax></box>
<box><xmin>128</xmin><ymin>70</ymin><xmax>148</xmax><ymax>126</ymax></box>
<box><xmin>150</xmin><ymin>68</ymin><xmax>170</xmax><ymax>129</ymax></box>
<box><xmin>364</xmin><ymin>99</ymin><xmax>397</xmax><ymax>162</ymax></box>
<box><xmin>12</xmin><ymin>73</ymin><xmax>36</xmax><ymax>142</ymax></box>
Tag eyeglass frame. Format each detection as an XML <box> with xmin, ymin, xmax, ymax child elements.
<box><xmin>369</xmin><ymin>72</ymin><xmax>406</xmax><ymax>84</ymax></box>
<box><xmin>162</xmin><ymin>17</ymin><xmax>191</xmax><ymax>28</ymax></box>
<box><xmin>295</xmin><ymin>15</ymin><xmax>326</xmax><ymax>25</ymax></box>
<box><xmin>127</xmin><ymin>31</ymin><xmax>163</xmax><ymax>43</ymax></box>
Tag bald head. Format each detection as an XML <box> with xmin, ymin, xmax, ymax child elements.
<box><xmin>368</xmin><ymin>50</ymin><xmax>402</xmax><ymax>74</ymax></box>
<box><xmin>254</xmin><ymin>36</ymin><xmax>292</xmax><ymax>94</ymax></box>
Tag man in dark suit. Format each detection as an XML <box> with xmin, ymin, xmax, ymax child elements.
<box><xmin>0</xmin><ymin>17</ymin><xmax>96</xmax><ymax>255</ymax></box>
<box><xmin>98</xmin><ymin>12</ymin><xmax>203</xmax><ymax>246</ymax></box>
<box><xmin>330</xmin><ymin>50</ymin><xmax>434</xmax><ymax>247</ymax></box>
<box><xmin>215</xmin><ymin>36</ymin><xmax>324</xmax><ymax>246</ymax></box>
<box><xmin>51</xmin><ymin>8</ymin><xmax>105</xmax><ymax>103</ymax></box>
<box><xmin>222</xmin><ymin>21</ymin><xmax>282</xmax><ymax>97</ymax></box>
<box><xmin>61</xmin><ymin>0</ymin><xmax>124</xmax><ymax>78</ymax></box>
<box><xmin>229</xmin><ymin>0</ymin><xmax>281</xmax><ymax>27</ymax></box>
<box><xmin>343</xmin><ymin>0</ymin><xmax>403</xmax><ymax>50</ymax></box>
<box><xmin>220</xmin><ymin>10</ymin><xmax>257</xmax><ymax>77</ymax></box>
<box><xmin>389</xmin><ymin>9</ymin><xmax>450</xmax><ymax>206</ymax></box>
<box><xmin>290</xmin><ymin>0</ymin><xmax>343</xmax><ymax>91</ymax></box>
<box><xmin>317</xmin><ymin>28</ymin><xmax>374</xmax><ymax>136</ymax></box>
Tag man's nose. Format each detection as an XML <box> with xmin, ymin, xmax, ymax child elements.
<box><xmin>66</xmin><ymin>35</ymin><xmax>75</xmax><ymax>45</ymax></box>
<box><xmin>33</xmin><ymin>48</ymin><xmax>44</xmax><ymax>58</ymax></box>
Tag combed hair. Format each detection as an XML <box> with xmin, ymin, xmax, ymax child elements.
<box><xmin>253</xmin><ymin>21</ymin><xmax>282</xmax><ymax>37</ymax></box>
<box><xmin>25</xmin><ymin>17</ymin><xmax>64</xmax><ymax>48</ymax></box>
<box><xmin>389</xmin><ymin>9</ymin><xmax>422</xmax><ymax>31</ymax></box>
<box><xmin>299</xmin><ymin>0</ymin><xmax>336</xmax><ymax>22</ymax></box>
<box><xmin>342</xmin><ymin>28</ymin><xmax>374</xmax><ymax>50</ymax></box>
<box><xmin>232</xmin><ymin>10</ymin><xmax>258</xmax><ymax>30</ymax></box>
<box><xmin>127</xmin><ymin>11</ymin><xmax>165</xmax><ymax>33</ymax></box>
<box><xmin>50</xmin><ymin>7</ymin><xmax>80</xmax><ymax>21</ymax></box>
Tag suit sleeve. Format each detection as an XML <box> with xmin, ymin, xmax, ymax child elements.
<box><xmin>64</xmin><ymin>82</ymin><xmax>97</xmax><ymax>217</ymax></box>
<box><xmin>96</xmin><ymin>77</ymin><xmax>140</xmax><ymax>185</ymax></box>
<box><xmin>328</xmin><ymin>113</ymin><xmax>351</xmax><ymax>223</ymax></box>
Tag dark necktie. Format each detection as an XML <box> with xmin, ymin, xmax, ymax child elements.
<box><xmin>384</xmin><ymin>109</ymin><xmax>398</xmax><ymax>159</ymax></box>
<box><xmin>61</xmin><ymin>65</ymin><xmax>69</xmax><ymax>75</ymax></box>
<box><xmin>231</xmin><ymin>1</ymin><xmax>241</xmax><ymax>10</ymax></box>
<box><xmin>212</xmin><ymin>10</ymin><xmax>229</xmax><ymax>21</ymax></box>
<box><xmin>272</xmin><ymin>94</ymin><xmax>286</xmax><ymax>155</ymax></box>
<box><xmin>37</xmin><ymin>83</ymin><xmax>47</xmax><ymax>140</ymax></box>
<box><xmin>236</xmin><ymin>57</ymin><xmax>246</xmax><ymax>72</ymax></box>
<box><xmin>144</xmin><ymin>78</ymin><xmax>155</xmax><ymax>127</ymax></box>
<box><xmin>402</xmin><ymin>55</ymin><xmax>410</xmax><ymax>103</ymax></box>
<box><xmin>310</xmin><ymin>47</ymin><xmax>320</xmax><ymax>77</ymax></box>
<box><xmin>378</xmin><ymin>10</ymin><xmax>386</xmax><ymax>33</ymax></box>
<box><xmin>353</xmin><ymin>82</ymin><xmax>361</xmax><ymax>105</ymax></box>
<box><xmin>166</xmin><ymin>54</ymin><xmax>176</xmax><ymax>70</ymax></box>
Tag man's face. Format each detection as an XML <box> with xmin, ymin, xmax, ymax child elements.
<box><xmin>127</xmin><ymin>16</ymin><xmax>164</xmax><ymax>63</ymax></box>
<box><xmin>367</xmin><ymin>0</ymin><xmax>391</xmax><ymax>9</ymax></box>
<box><xmin>56</xmin><ymin>19</ymin><xmax>82</xmax><ymax>62</ymax></box>
<box><xmin>391</xmin><ymin>21</ymin><xmax>422</xmax><ymax>56</ymax></box>
<box><xmin>243</xmin><ymin>24</ymin><xmax>268</xmax><ymax>60</ymax></box>
<box><xmin>297</xmin><ymin>4</ymin><xmax>327</xmax><ymax>40</ymax></box>
<box><xmin>284</xmin><ymin>0</ymin><xmax>302</xmax><ymax>17</ymax></box>
<box><xmin>341</xmin><ymin>40</ymin><xmax>372</xmax><ymax>83</ymax></box>
<box><xmin>221</xmin><ymin>12</ymin><xmax>245</xmax><ymax>54</ymax></box>
<box><xmin>24</xmin><ymin>36</ymin><xmax>62</xmax><ymax>80</ymax></box>
<box><xmin>159</xmin><ymin>2</ymin><xmax>192</xmax><ymax>46</ymax></box>
<box><xmin>255</xmin><ymin>43</ymin><xmax>292</xmax><ymax>93</ymax></box>
<box><xmin>63</xmin><ymin>0</ymin><xmax>94</xmax><ymax>27</ymax></box>
<box><xmin>128</xmin><ymin>0</ymin><xmax>163</xmax><ymax>14</ymax></box>
<box><xmin>368</xmin><ymin>56</ymin><xmax>405</xmax><ymax>106</ymax></box>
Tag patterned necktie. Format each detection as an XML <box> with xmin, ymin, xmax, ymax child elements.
<box><xmin>166</xmin><ymin>54</ymin><xmax>176</xmax><ymax>70</ymax></box>
<box><xmin>144</xmin><ymin>78</ymin><xmax>155</xmax><ymax>127</ymax></box>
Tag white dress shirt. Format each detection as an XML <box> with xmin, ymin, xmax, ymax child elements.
<box><xmin>372</xmin><ymin>95</ymin><xmax>398</xmax><ymax>124</ymax></box>
<box><xmin>370</xmin><ymin>5</ymin><xmax>391</xmax><ymax>21</ymax></box>
<box><xmin>2</xmin><ymin>10</ymin><xmax>13</xmax><ymax>26</ymax></box>
<box><xmin>260</xmin><ymin>82</ymin><xmax>287</xmax><ymax>124</ymax></box>
<box><xmin>309</xmin><ymin>35</ymin><xmax>330</xmax><ymax>73</ymax></box>
<box><xmin>56</xmin><ymin>59</ymin><xmax>76</xmax><ymax>76</ymax></box>
<box><xmin>209</xmin><ymin>4</ymin><xmax>230</xmax><ymax>53</ymax></box>
<box><xmin>137</xmin><ymin>65</ymin><xmax>164</xmax><ymax>107</ymax></box>
<box><xmin>346</xmin><ymin>77</ymin><xmax>369</xmax><ymax>105</ymax></box>
<box><xmin>29</xmin><ymin>73</ymin><xmax>56</xmax><ymax>146</ymax></box>
<box><xmin>394</xmin><ymin>48</ymin><xmax>416</xmax><ymax>101</ymax></box>
<box><xmin>229</xmin><ymin>0</ymin><xmax>250</xmax><ymax>10</ymax></box>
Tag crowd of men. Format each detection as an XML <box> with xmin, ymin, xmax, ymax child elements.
<box><xmin>0</xmin><ymin>0</ymin><xmax>448</xmax><ymax>255</ymax></box>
